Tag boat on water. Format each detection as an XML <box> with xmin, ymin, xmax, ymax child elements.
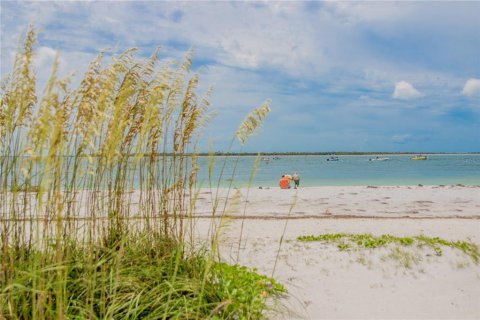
<box><xmin>411</xmin><ymin>155</ymin><xmax>428</xmax><ymax>160</ymax></box>
<box><xmin>260</xmin><ymin>157</ymin><xmax>272</xmax><ymax>164</ymax></box>
<box><xmin>262</xmin><ymin>156</ymin><xmax>280</xmax><ymax>162</ymax></box>
<box><xmin>369</xmin><ymin>157</ymin><xmax>389</xmax><ymax>161</ymax></box>
<box><xmin>326</xmin><ymin>155</ymin><xmax>339</xmax><ymax>161</ymax></box>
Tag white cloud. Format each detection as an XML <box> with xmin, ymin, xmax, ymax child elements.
<box><xmin>2</xmin><ymin>1</ymin><xmax>480</xmax><ymax>152</ymax></box>
<box><xmin>392</xmin><ymin>81</ymin><xmax>422</xmax><ymax>100</ymax></box>
<box><xmin>461</xmin><ymin>78</ymin><xmax>480</xmax><ymax>97</ymax></box>
<box><xmin>324</xmin><ymin>1</ymin><xmax>412</xmax><ymax>24</ymax></box>
<box><xmin>3</xmin><ymin>1</ymin><xmax>478</xmax><ymax>85</ymax></box>
<box><xmin>34</xmin><ymin>46</ymin><xmax>57</xmax><ymax>69</ymax></box>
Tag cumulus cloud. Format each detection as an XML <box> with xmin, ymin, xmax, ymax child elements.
<box><xmin>392</xmin><ymin>81</ymin><xmax>422</xmax><ymax>100</ymax></box>
<box><xmin>3</xmin><ymin>1</ymin><xmax>478</xmax><ymax>83</ymax></box>
<box><xmin>461</xmin><ymin>78</ymin><xmax>480</xmax><ymax>97</ymax></box>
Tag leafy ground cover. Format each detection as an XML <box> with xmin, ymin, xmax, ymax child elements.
<box><xmin>297</xmin><ymin>233</ymin><xmax>479</xmax><ymax>264</ymax></box>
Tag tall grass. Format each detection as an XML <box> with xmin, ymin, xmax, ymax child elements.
<box><xmin>1</xmin><ymin>27</ymin><xmax>284</xmax><ymax>319</ymax></box>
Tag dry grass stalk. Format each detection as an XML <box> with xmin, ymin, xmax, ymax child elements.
<box><xmin>1</xmin><ymin>28</ymin><xmax>210</xmax><ymax>275</ymax></box>
<box><xmin>0</xmin><ymin>27</ymin><xmax>279</xmax><ymax>319</ymax></box>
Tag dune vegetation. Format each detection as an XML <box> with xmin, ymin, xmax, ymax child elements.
<box><xmin>0</xmin><ymin>27</ymin><xmax>284</xmax><ymax>319</ymax></box>
<box><xmin>298</xmin><ymin>233</ymin><xmax>480</xmax><ymax>265</ymax></box>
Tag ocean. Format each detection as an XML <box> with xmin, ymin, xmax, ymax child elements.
<box><xmin>6</xmin><ymin>154</ymin><xmax>479</xmax><ymax>189</ymax></box>
<box><xmin>195</xmin><ymin>154</ymin><xmax>480</xmax><ymax>187</ymax></box>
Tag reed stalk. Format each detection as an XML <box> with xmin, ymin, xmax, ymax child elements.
<box><xmin>0</xmin><ymin>27</ymin><xmax>284</xmax><ymax>319</ymax></box>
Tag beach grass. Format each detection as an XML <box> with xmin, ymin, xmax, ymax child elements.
<box><xmin>0</xmin><ymin>26</ymin><xmax>283</xmax><ymax>319</ymax></box>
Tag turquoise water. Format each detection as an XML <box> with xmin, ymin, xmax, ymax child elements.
<box><xmin>195</xmin><ymin>154</ymin><xmax>480</xmax><ymax>187</ymax></box>
<box><xmin>6</xmin><ymin>154</ymin><xmax>479</xmax><ymax>189</ymax></box>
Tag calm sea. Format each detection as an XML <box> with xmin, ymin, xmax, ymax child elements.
<box><xmin>195</xmin><ymin>154</ymin><xmax>480</xmax><ymax>187</ymax></box>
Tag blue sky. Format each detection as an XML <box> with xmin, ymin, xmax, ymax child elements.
<box><xmin>1</xmin><ymin>1</ymin><xmax>479</xmax><ymax>152</ymax></box>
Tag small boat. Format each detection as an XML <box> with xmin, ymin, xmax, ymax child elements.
<box><xmin>326</xmin><ymin>155</ymin><xmax>339</xmax><ymax>161</ymax></box>
<box><xmin>411</xmin><ymin>155</ymin><xmax>427</xmax><ymax>160</ymax></box>
<box><xmin>261</xmin><ymin>157</ymin><xmax>272</xmax><ymax>164</ymax></box>
<box><xmin>369</xmin><ymin>157</ymin><xmax>389</xmax><ymax>161</ymax></box>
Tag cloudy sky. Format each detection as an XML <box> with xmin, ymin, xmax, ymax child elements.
<box><xmin>1</xmin><ymin>1</ymin><xmax>479</xmax><ymax>152</ymax></box>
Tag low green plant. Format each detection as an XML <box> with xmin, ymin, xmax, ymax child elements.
<box><xmin>209</xmin><ymin>263</ymin><xmax>286</xmax><ymax>319</ymax></box>
<box><xmin>297</xmin><ymin>233</ymin><xmax>480</xmax><ymax>264</ymax></box>
<box><xmin>1</xmin><ymin>235</ymin><xmax>285</xmax><ymax>319</ymax></box>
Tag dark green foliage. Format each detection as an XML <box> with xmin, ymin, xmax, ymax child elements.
<box><xmin>1</xmin><ymin>234</ymin><xmax>285</xmax><ymax>319</ymax></box>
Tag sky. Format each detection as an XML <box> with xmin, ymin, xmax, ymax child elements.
<box><xmin>1</xmin><ymin>1</ymin><xmax>479</xmax><ymax>152</ymax></box>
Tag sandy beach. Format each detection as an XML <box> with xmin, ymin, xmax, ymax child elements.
<box><xmin>192</xmin><ymin>185</ymin><xmax>480</xmax><ymax>319</ymax></box>
<box><xmin>3</xmin><ymin>185</ymin><xmax>478</xmax><ymax>318</ymax></box>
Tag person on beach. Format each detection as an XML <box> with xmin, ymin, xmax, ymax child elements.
<box><xmin>278</xmin><ymin>175</ymin><xmax>290</xmax><ymax>189</ymax></box>
<box><xmin>292</xmin><ymin>172</ymin><xmax>300</xmax><ymax>189</ymax></box>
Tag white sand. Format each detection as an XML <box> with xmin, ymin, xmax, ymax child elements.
<box><xmin>4</xmin><ymin>185</ymin><xmax>479</xmax><ymax>318</ymax></box>
<box><xmin>192</xmin><ymin>185</ymin><xmax>480</xmax><ymax>319</ymax></box>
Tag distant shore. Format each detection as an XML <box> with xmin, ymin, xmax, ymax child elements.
<box><xmin>3</xmin><ymin>152</ymin><xmax>478</xmax><ymax>159</ymax></box>
<box><xmin>195</xmin><ymin>152</ymin><xmax>480</xmax><ymax>157</ymax></box>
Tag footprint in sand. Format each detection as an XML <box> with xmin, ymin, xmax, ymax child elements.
<box><xmin>414</xmin><ymin>200</ymin><xmax>433</xmax><ymax>204</ymax></box>
<box><xmin>453</xmin><ymin>199</ymin><xmax>472</xmax><ymax>204</ymax></box>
